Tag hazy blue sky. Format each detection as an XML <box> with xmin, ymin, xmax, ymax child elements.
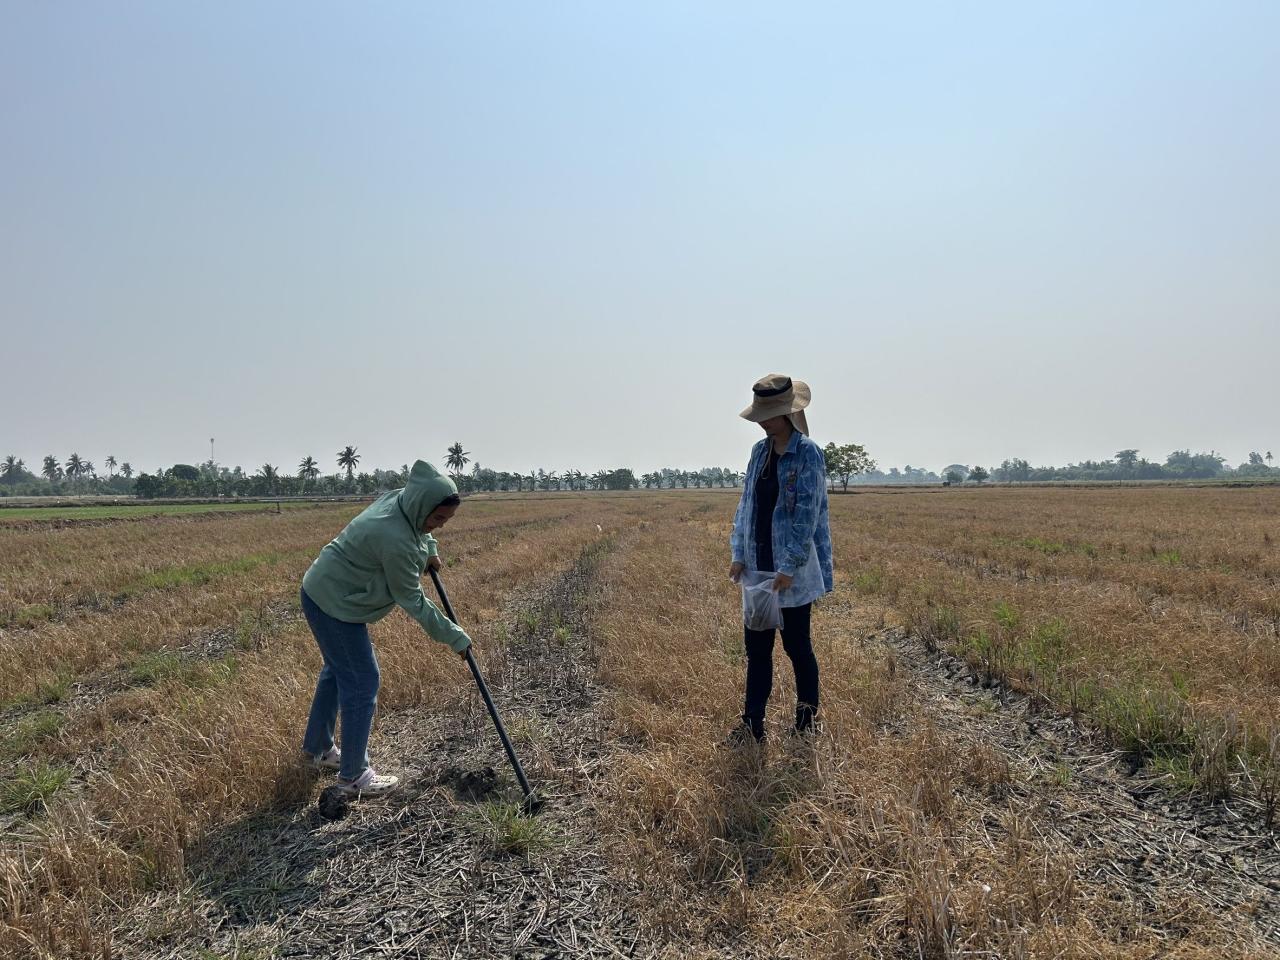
<box><xmin>4</xmin><ymin>2</ymin><xmax>1278</xmax><ymax>476</ymax></box>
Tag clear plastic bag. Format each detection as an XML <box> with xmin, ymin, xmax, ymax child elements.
<box><xmin>740</xmin><ymin>570</ymin><xmax>783</xmax><ymax>631</ymax></box>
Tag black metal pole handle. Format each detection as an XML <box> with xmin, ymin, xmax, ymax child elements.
<box><xmin>428</xmin><ymin>566</ymin><xmax>535</xmax><ymax>801</ymax></box>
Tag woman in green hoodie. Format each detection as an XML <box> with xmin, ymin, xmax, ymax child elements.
<box><xmin>300</xmin><ymin>460</ymin><xmax>472</xmax><ymax>796</ymax></box>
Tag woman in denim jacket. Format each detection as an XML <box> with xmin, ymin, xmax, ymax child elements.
<box><xmin>729</xmin><ymin>374</ymin><xmax>834</xmax><ymax>742</ymax></box>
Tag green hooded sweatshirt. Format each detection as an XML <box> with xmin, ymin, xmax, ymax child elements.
<box><xmin>301</xmin><ymin>460</ymin><xmax>470</xmax><ymax>652</ymax></box>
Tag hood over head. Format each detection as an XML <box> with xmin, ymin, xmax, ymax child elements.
<box><xmin>398</xmin><ymin>460</ymin><xmax>458</xmax><ymax>530</ymax></box>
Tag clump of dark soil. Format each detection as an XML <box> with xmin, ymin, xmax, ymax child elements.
<box><xmin>439</xmin><ymin>765</ymin><xmax>500</xmax><ymax>801</ymax></box>
<box><xmin>316</xmin><ymin>785</ymin><xmax>350</xmax><ymax>821</ymax></box>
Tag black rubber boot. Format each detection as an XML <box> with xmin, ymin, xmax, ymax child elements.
<box><xmin>794</xmin><ymin>704</ymin><xmax>820</xmax><ymax>736</ymax></box>
<box><xmin>728</xmin><ymin>715</ymin><xmax>766</xmax><ymax>745</ymax></box>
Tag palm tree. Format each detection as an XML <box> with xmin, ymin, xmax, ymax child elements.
<box><xmin>42</xmin><ymin>455</ymin><xmax>61</xmax><ymax>483</ymax></box>
<box><xmin>2</xmin><ymin>455</ymin><xmax>21</xmax><ymax>486</ymax></box>
<box><xmin>445</xmin><ymin>442</ymin><xmax>471</xmax><ymax>478</ymax></box>
<box><xmin>105</xmin><ymin>455</ymin><xmax>117</xmax><ymax>478</ymax></box>
<box><xmin>1268</xmin><ymin>451</ymin><xmax>1274</xmax><ymax>466</ymax></box>
<box><xmin>65</xmin><ymin>454</ymin><xmax>83</xmax><ymax>487</ymax></box>
<box><xmin>298</xmin><ymin>456</ymin><xmax>320</xmax><ymax>490</ymax></box>
<box><xmin>337</xmin><ymin>446</ymin><xmax>360</xmax><ymax>483</ymax></box>
<box><xmin>258</xmin><ymin>464</ymin><xmax>279</xmax><ymax>494</ymax></box>
<box><xmin>120</xmin><ymin>462</ymin><xmax>133</xmax><ymax>480</ymax></box>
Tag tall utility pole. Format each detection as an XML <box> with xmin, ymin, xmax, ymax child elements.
<box><xmin>210</xmin><ymin>437</ymin><xmax>215</xmax><ymax>465</ymax></box>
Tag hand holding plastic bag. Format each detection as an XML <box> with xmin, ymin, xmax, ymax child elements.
<box><xmin>740</xmin><ymin>570</ymin><xmax>783</xmax><ymax>631</ymax></box>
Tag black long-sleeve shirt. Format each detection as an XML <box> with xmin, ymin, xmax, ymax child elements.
<box><xmin>753</xmin><ymin>447</ymin><xmax>779</xmax><ymax>572</ymax></box>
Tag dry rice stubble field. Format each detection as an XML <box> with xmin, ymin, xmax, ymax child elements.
<box><xmin>115</xmin><ymin>510</ymin><xmax>647</xmax><ymax>959</ymax></box>
<box><xmin>2</xmin><ymin>487</ymin><xmax>1279</xmax><ymax>958</ymax></box>
<box><xmin>0</xmin><ymin>498</ymin><xmax>626</xmax><ymax>958</ymax></box>
<box><xmin>588</xmin><ymin>488</ymin><xmax>1280</xmax><ymax>957</ymax></box>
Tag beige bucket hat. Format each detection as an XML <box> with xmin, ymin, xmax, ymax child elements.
<box><xmin>739</xmin><ymin>373</ymin><xmax>811</xmax><ymax>435</ymax></box>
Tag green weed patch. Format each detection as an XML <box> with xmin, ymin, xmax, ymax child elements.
<box><xmin>471</xmin><ymin>801</ymin><xmax>554</xmax><ymax>857</ymax></box>
<box><xmin>128</xmin><ymin>651</ymin><xmax>238</xmax><ymax>689</ymax></box>
<box><xmin>1</xmin><ymin>710</ymin><xmax>63</xmax><ymax>760</ymax></box>
<box><xmin>1</xmin><ymin>761</ymin><xmax>71</xmax><ymax>815</ymax></box>
<box><xmin>127</xmin><ymin>552</ymin><xmax>284</xmax><ymax>594</ymax></box>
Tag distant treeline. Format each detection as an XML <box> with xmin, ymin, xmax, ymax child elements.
<box><xmin>1</xmin><ymin>446</ymin><xmax>1276</xmax><ymax>499</ymax></box>
<box><xmin>917</xmin><ymin>450</ymin><xmax>1279</xmax><ymax>486</ymax></box>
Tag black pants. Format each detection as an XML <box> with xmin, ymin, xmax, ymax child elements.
<box><xmin>742</xmin><ymin>603</ymin><xmax>819</xmax><ymax>736</ymax></box>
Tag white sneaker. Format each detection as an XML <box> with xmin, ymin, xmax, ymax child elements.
<box><xmin>307</xmin><ymin>746</ymin><xmax>342</xmax><ymax>772</ymax></box>
<box><xmin>334</xmin><ymin>767</ymin><xmax>399</xmax><ymax>797</ymax></box>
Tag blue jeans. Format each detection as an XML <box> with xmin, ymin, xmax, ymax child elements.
<box><xmin>301</xmin><ymin>588</ymin><xmax>380</xmax><ymax>780</ymax></box>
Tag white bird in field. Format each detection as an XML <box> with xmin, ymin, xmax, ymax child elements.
<box><xmin>595</xmin><ymin>524</ymin><xmax>602</xmax><ymax>532</ymax></box>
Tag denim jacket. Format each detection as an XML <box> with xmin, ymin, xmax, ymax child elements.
<box><xmin>730</xmin><ymin>431</ymin><xmax>834</xmax><ymax>608</ymax></box>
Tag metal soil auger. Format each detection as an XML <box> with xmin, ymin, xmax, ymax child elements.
<box><xmin>429</xmin><ymin>567</ymin><xmax>545</xmax><ymax>816</ymax></box>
